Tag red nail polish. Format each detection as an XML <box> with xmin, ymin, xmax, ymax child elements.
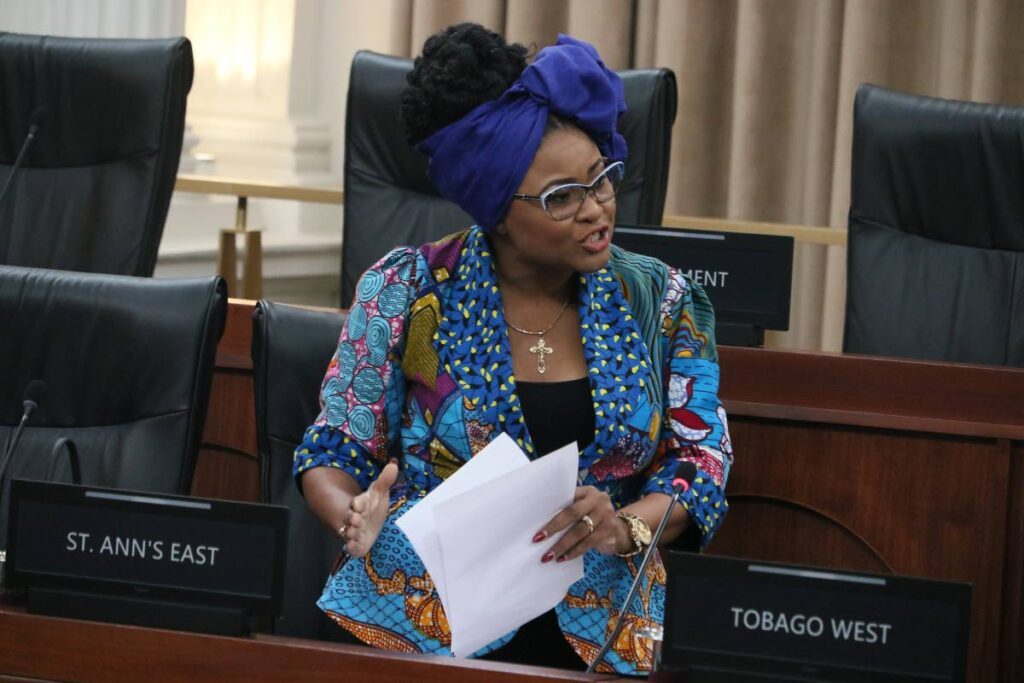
<box><xmin>541</xmin><ymin>551</ymin><xmax>554</xmax><ymax>563</ymax></box>
<box><xmin>556</xmin><ymin>556</ymin><xmax>566</xmax><ymax>563</ymax></box>
<box><xmin>532</xmin><ymin>531</ymin><xmax>547</xmax><ymax>543</ymax></box>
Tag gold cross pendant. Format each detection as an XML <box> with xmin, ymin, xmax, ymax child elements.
<box><xmin>529</xmin><ymin>337</ymin><xmax>554</xmax><ymax>374</ymax></box>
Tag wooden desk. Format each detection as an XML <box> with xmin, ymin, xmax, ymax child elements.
<box><xmin>193</xmin><ymin>301</ymin><xmax>1024</xmax><ymax>683</ymax></box>
<box><xmin>710</xmin><ymin>348</ymin><xmax>1024</xmax><ymax>683</ymax></box>
<box><xmin>0</xmin><ymin>605</ymin><xmax>619</xmax><ymax>682</ymax></box>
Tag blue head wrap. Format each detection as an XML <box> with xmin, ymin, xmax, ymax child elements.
<box><xmin>416</xmin><ymin>34</ymin><xmax>628</xmax><ymax>231</ymax></box>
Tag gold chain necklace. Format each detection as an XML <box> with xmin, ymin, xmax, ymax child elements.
<box><xmin>505</xmin><ymin>298</ymin><xmax>571</xmax><ymax>375</ymax></box>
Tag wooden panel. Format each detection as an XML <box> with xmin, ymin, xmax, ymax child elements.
<box><xmin>1001</xmin><ymin>441</ymin><xmax>1024</xmax><ymax>682</ymax></box>
<box><xmin>710</xmin><ymin>417</ymin><xmax>1011</xmax><ymax>682</ymax></box>
<box><xmin>216</xmin><ymin>300</ymin><xmax>257</xmax><ymax>370</ymax></box>
<box><xmin>718</xmin><ymin>346</ymin><xmax>1024</xmax><ymax>439</ymax></box>
<box><xmin>0</xmin><ymin>607</ymin><xmax>618</xmax><ymax>683</ymax></box>
<box><xmin>711</xmin><ymin>500</ymin><xmax>892</xmax><ymax>574</ymax></box>
<box><xmin>193</xmin><ymin>368</ymin><xmax>258</xmax><ymax>502</ymax></box>
<box><xmin>201</xmin><ymin>370</ymin><xmax>256</xmax><ymax>455</ymax></box>
<box><xmin>192</xmin><ymin>446</ymin><xmax>258</xmax><ymax>503</ymax></box>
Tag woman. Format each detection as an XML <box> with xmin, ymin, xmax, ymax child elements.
<box><xmin>293</xmin><ymin>23</ymin><xmax>731</xmax><ymax>675</ymax></box>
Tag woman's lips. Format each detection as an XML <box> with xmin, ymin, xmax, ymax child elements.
<box><xmin>581</xmin><ymin>227</ymin><xmax>611</xmax><ymax>253</ymax></box>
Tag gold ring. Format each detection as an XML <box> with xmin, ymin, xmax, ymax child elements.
<box><xmin>337</xmin><ymin>525</ymin><xmax>347</xmax><ymax>538</ymax></box>
<box><xmin>580</xmin><ymin>514</ymin><xmax>595</xmax><ymax>535</ymax></box>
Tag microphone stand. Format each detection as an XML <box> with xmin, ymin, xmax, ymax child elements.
<box><xmin>0</xmin><ymin>383</ymin><xmax>45</xmax><ymax>590</ymax></box>
<box><xmin>587</xmin><ymin>474</ymin><xmax>693</xmax><ymax>674</ymax></box>
<box><xmin>0</xmin><ymin>111</ymin><xmax>45</xmax><ymax>260</ymax></box>
<box><xmin>0</xmin><ymin>122</ymin><xmax>39</xmax><ymax>207</ymax></box>
<box><xmin>0</xmin><ymin>404</ymin><xmax>37</xmax><ymax>487</ymax></box>
<box><xmin>0</xmin><ymin>412</ymin><xmax>33</xmax><ymax>592</ymax></box>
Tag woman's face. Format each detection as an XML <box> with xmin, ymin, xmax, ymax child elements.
<box><xmin>497</xmin><ymin>126</ymin><xmax>616</xmax><ymax>276</ymax></box>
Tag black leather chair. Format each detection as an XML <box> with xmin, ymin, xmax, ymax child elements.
<box><xmin>0</xmin><ymin>33</ymin><xmax>193</xmax><ymax>276</ymax></box>
<box><xmin>252</xmin><ymin>300</ymin><xmax>351</xmax><ymax>639</ymax></box>
<box><xmin>341</xmin><ymin>51</ymin><xmax>677</xmax><ymax>305</ymax></box>
<box><xmin>844</xmin><ymin>84</ymin><xmax>1024</xmax><ymax>366</ymax></box>
<box><xmin>0</xmin><ymin>266</ymin><xmax>227</xmax><ymax>547</ymax></box>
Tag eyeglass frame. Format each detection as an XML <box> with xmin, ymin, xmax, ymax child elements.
<box><xmin>511</xmin><ymin>160</ymin><xmax>625</xmax><ymax>221</ymax></box>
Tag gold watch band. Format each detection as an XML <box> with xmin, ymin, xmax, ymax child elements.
<box><xmin>615</xmin><ymin>511</ymin><xmax>653</xmax><ymax>557</ymax></box>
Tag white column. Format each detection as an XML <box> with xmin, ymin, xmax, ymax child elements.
<box><xmin>184</xmin><ymin>0</ymin><xmax>332</xmax><ymax>182</ymax></box>
<box><xmin>161</xmin><ymin>0</ymin><xmax>415</xmax><ymax>307</ymax></box>
<box><xmin>168</xmin><ymin>0</ymin><xmax>341</xmax><ymax>306</ymax></box>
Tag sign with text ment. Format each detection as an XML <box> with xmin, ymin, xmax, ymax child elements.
<box><xmin>613</xmin><ymin>224</ymin><xmax>794</xmax><ymax>332</ymax></box>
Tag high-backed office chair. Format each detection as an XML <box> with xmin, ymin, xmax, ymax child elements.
<box><xmin>0</xmin><ymin>33</ymin><xmax>193</xmax><ymax>276</ymax></box>
<box><xmin>341</xmin><ymin>51</ymin><xmax>677</xmax><ymax>305</ymax></box>
<box><xmin>0</xmin><ymin>266</ymin><xmax>227</xmax><ymax>547</ymax></box>
<box><xmin>252</xmin><ymin>300</ymin><xmax>351</xmax><ymax>639</ymax></box>
<box><xmin>844</xmin><ymin>84</ymin><xmax>1024</xmax><ymax>366</ymax></box>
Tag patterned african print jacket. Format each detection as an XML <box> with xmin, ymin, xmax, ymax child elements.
<box><xmin>293</xmin><ymin>226</ymin><xmax>731</xmax><ymax>675</ymax></box>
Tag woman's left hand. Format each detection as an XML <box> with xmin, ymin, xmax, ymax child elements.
<box><xmin>534</xmin><ymin>486</ymin><xmax>629</xmax><ymax>563</ymax></box>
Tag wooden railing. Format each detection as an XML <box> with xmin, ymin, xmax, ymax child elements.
<box><xmin>173</xmin><ymin>174</ymin><xmax>846</xmax><ymax>297</ymax></box>
<box><xmin>174</xmin><ymin>175</ymin><xmax>343</xmax><ymax>299</ymax></box>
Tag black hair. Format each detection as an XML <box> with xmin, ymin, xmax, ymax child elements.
<box><xmin>401</xmin><ymin>23</ymin><xmax>529</xmax><ymax>146</ymax></box>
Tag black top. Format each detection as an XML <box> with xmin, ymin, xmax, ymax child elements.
<box><xmin>516</xmin><ymin>377</ymin><xmax>595</xmax><ymax>457</ymax></box>
<box><xmin>482</xmin><ymin>377</ymin><xmax>597</xmax><ymax>670</ymax></box>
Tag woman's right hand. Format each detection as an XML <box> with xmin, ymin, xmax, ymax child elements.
<box><xmin>339</xmin><ymin>461</ymin><xmax>399</xmax><ymax>558</ymax></box>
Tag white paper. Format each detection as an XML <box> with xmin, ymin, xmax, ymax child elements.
<box><xmin>395</xmin><ymin>433</ymin><xmax>529</xmax><ymax>612</ymax></box>
<box><xmin>432</xmin><ymin>442</ymin><xmax>583</xmax><ymax>657</ymax></box>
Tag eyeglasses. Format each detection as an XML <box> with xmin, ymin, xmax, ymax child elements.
<box><xmin>512</xmin><ymin>161</ymin><xmax>625</xmax><ymax>221</ymax></box>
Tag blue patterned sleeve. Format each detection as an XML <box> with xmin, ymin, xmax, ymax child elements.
<box><xmin>292</xmin><ymin>248</ymin><xmax>418</xmax><ymax>491</ymax></box>
<box><xmin>641</xmin><ymin>271</ymin><xmax>732</xmax><ymax>547</ymax></box>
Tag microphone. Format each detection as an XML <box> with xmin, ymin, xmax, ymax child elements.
<box><xmin>0</xmin><ymin>380</ymin><xmax>48</xmax><ymax>487</ymax></box>
<box><xmin>586</xmin><ymin>460</ymin><xmax>698</xmax><ymax>674</ymax></box>
<box><xmin>0</xmin><ymin>107</ymin><xmax>47</xmax><ymax>213</ymax></box>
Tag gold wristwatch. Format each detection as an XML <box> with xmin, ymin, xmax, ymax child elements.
<box><xmin>616</xmin><ymin>511</ymin><xmax>653</xmax><ymax>557</ymax></box>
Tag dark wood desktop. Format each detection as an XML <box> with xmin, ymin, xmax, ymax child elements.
<box><xmin>0</xmin><ymin>603</ymin><xmax>621</xmax><ymax>682</ymax></box>
<box><xmin>22</xmin><ymin>299</ymin><xmax>1018</xmax><ymax>683</ymax></box>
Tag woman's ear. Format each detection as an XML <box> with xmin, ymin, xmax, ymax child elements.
<box><xmin>494</xmin><ymin>222</ymin><xmax>509</xmax><ymax>236</ymax></box>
